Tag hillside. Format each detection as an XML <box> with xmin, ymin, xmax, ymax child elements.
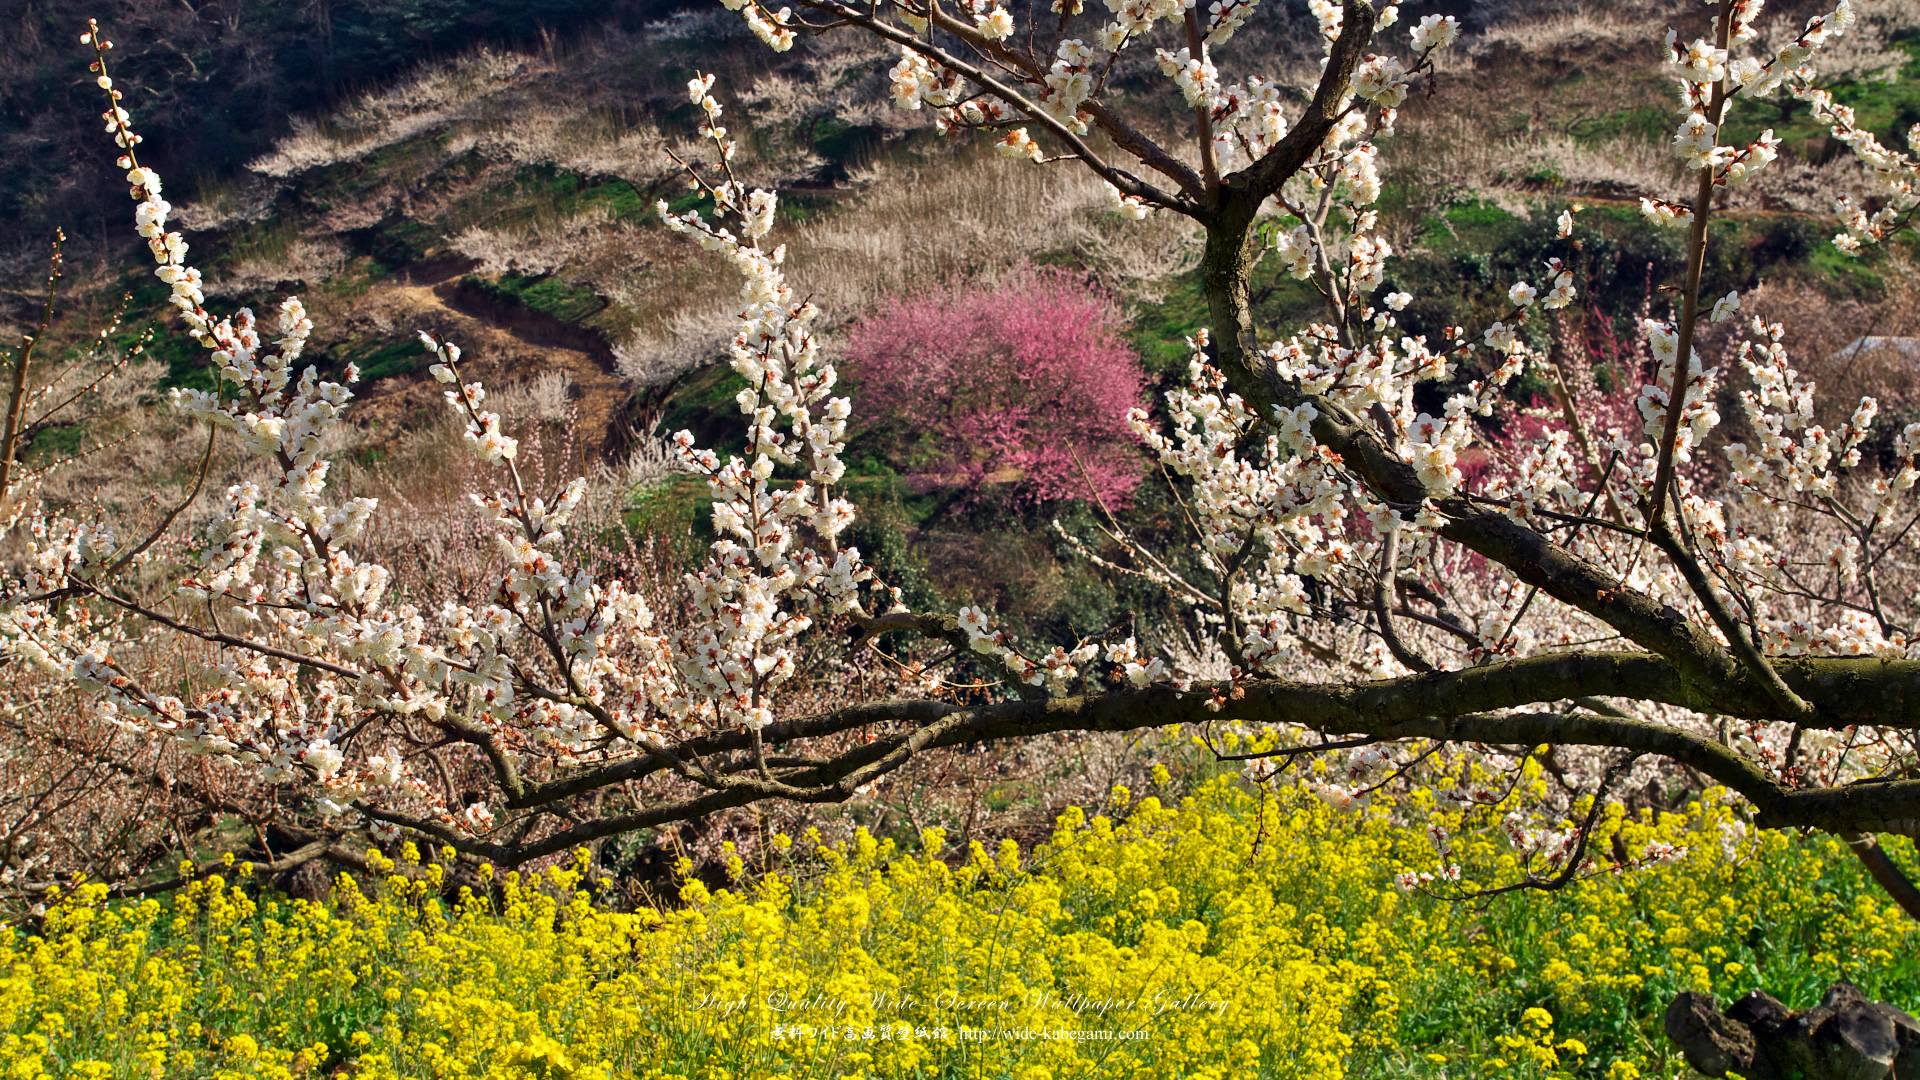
<box><xmin>5</xmin><ymin>1</ymin><xmax>1918</xmax><ymax>596</ymax></box>
<box><xmin>0</xmin><ymin>0</ymin><xmax>685</xmax><ymax>252</ymax></box>
<box><xmin>10</xmin><ymin>0</ymin><xmax>1920</xmax><ymax>631</ymax></box>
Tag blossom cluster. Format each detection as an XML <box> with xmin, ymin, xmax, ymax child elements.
<box><xmin>1639</xmin><ymin>0</ymin><xmax>1854</xmax><ymax>228</ymax></box>
<box><xmin>657</xmin><ymin>160</ymin><xmax>890</xmax><ymax>726</ymax></box>
<box><xmin>1123</xmin><ymin>336</ymin><xmax>1339</xmax><ymax>676</ymax></box>
<box><xmin>1005</xmin><ymin>0</ymin><xmax>1920</xmax><ymax>848</ymax></box>
<box><xmin>721</xmin><ymin>0</ymin><xmax>1454</xmax><ymax>198</ymax></box>
<box><xmin>0</xmin><ymin>61</ymin><xmax>909</xmax><ymax>844</ymax></box>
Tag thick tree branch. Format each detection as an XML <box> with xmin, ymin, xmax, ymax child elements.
<box><xmin>1230</xmin><ymin>0</ymin><xmax>1375</xmax><ymax>207</ymax></box>
<box><xmin>377</xmin><ymin>650</ymin><xmax>1920</xmax><ymax>864</ymax></box>
<box><xmin>14</xmin><ymin>840</ymin><xmax>340</xmax><ymax>901</ymax></box>
<box><xmin>794</xmin><ymin>0</ymin><xmax>1197</xmax><ymax>208</ymax></box>
<box><xmin>1203</xmin><ymin>249</ymin><xmax>1758</xmax><ymax>713</ymax></box>
<box><xmin>508</xmin><ymin>651</ymin><xmax>1920</xmax><ymax>820</ymax></box>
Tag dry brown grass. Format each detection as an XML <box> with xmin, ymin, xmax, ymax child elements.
<box><xmin>1399</xmin><ymin>114</ymin><xmax>1679</xmax><ymax>213</ymax></box>
<box><xmin>1742</xmin><ymin>264</ymin><xmax>1920</xmax><ymax>423</ymax></box>
<box><xmin>247</xmin><ymin>51</ymin><xmax>542</xmax><ymax>178</ymax></box>
<box><xmin>488</xmin><ymin>369</ymin><xmax>576</xmax><ymax>425</ymax></box>
<box><xmin>590</xmin><ymin>143</ymin><xmax>1204</xmax><ymax>381</ymax></box>
<box><xmin>452</xmin><ymin>206</ymin><xmax>635</xmax><ymax>279</ymax></box>
<box><xmin>203</xmin><ymin>238</ymin><xmax>350</xmax><ymax>300</ymax></box>
<box><xmin>455</xmin><ymin>108</ymin><xmax>672</xmax><ymax>190</ymax></box>
<box><xmin>1387</xmin><ymin>0</ymin><xmax>1917</xmax><ymax>214</ymax></box>
<box><xmin>194</xmin><ymin>17</ymin><xmax>1206</xmax><ymax>404</ymax></box>
<box><xmin>793</xmin><ymin>149</ymin><xmax>1203</xmax><ymax>310</ymax></box>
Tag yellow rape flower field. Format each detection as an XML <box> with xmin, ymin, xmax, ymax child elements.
<box><xmin>4</xmin><ymin>775</ymin><xmax>1916</xmax><ymax>1080</ymax></box>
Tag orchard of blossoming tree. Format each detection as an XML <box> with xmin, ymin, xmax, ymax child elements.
<box><xmin>4</xmin><ymin>0</ymin><xmax>1920</xmax><ymax>942</ymax></box>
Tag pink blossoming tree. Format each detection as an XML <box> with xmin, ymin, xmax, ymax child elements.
<box><xmin>844</xmin><ymin>267</ymin><xmax>1146</xmax><ymax>507</ymax></box>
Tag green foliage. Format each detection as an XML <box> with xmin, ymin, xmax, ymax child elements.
<box><xmin>622</xmin><ymin>473</ymin><xmax>712</xmax><ymax>564</ymax></box>
<box><xmin>808</xmin><ymin>115</ymin><xmax>885</xmax><ymax>172</ymax></box>
<box><xmin>334</xmin><ymin>333</ymin><xmax>433</xmax><ymax>383</ymax></box>
<box><xmin>654</xmin><ymin>363</ymin><xmax>752</xmax><ymax>462</ymax></box>
<box><xmin>1126</xmin><ymin>275</ymin><xmax>1213</xmax><ymax>377</ymax></box>
<box><xmin>1720</xmin><ymin>35</ymin><xmax>1920</xmax><ymax>163</ymax></box>
<box><xmin>364</xmin><ymin>218</ymin><xmax>448</xmax><ymax>272</ymax></box>
<box><xmin>460</xmin><ymin>273</ymin><xmax>606</xmax><ymax>325</ymax></box>
<box><xmin>21</xmin><ymin>423</ymin><xmax>91</xmax><ymax>465</ymax></box>
<box><xmin>1565</xmin><ymin>106</ymin><xmax>1671</xmax><ymax>147</ymax></box>
<box><xmin>115</xmin><ymin>275</ymin><xmax>219</xmax><ymax>393</ymax></box>
<box><xmin>841</xmin><ymin>478</ymin><xmax>943</xmax><ymax>614</ymax></box>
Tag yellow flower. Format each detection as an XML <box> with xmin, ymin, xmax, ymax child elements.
<box><xmin>6</xmin><ymin>775</ymin><xmax>1912</xmax><ymax>1080</ymax></box>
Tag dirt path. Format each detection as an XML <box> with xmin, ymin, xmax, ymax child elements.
<box><xmin>348</xmin><ymin>268</ymin><xmax>631</xmax><ymax>466</ymax></box>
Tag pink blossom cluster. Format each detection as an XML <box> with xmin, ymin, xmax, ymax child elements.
<box><xmin>843</xmin><ymin>267</ymin><xmax>1147</xmax><ymax>508</ymax></box>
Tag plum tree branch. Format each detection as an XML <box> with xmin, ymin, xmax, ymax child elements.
<box><xmin>368</xmin><ymin>649</ymin><xmax>1920</xmax><ymax>865</ymax></box>
<box><xmin>793</xmin><ymin>0</ymin><xmax>1198</xmax><ymax>208</ymax></box>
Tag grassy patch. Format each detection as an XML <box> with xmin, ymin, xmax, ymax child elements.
<box><xmin>624</xmin><ymin>472</ymin><xmax>711</xmax><ymax>557</ymax></box>
<box><xmin>328</xmin><ymin>331</ymin><xmax>432</xmax><ymax>383</ymax></box>
<box><xmin>209</xmin><ymin>214</ymin><xmax>301</xmax><ymax>270</ymax></box>
<box><xmin>22</xmin><ymin>422</ymin><xmax>92</xmax><ymax>464</ymax></box>
<box><xmin>485</xmin><ymin>272</ymin><xmax>605</xmax><ymax>324</ymax></box>
<box><xmin>808</xmin><ymin>115</ymin><xmax>886</xmax><ymax>177</ymax></box>
<box><xmin>654</xmin><ymin>362</ymin><xmax>752</xmax><ymax>461</ymax></box>
<box><xmin>1127</xmin><ymin>273</ymin><xmax>1211</xmax><ymax>376</ymax></box>
<box><xmin>1722</xmin><ymin>47</ymin><xmax>1920</xmax><ymax>161</ymax></box>
<box><xmin>300</xmin><ymin>131</ymin><xmax>452</xmax><ymax>210</ymax></box>
<box><xmin>116</xmin><ymin>273</ymin><xmax>217</xmax><ymax>392</ymax></box>
<box><xmin>362</xmin><ymin>217</ymin><xmax>447</xmax><ymax>271</ymax></box>
<box><xmin>1566</xmin><ymin>105</ymin><xmax>1669</xmax><ymax>146</ymax></box>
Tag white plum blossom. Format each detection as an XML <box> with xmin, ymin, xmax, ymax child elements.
<box><xmin>1673</xmin><ymin>111</ymin><xmax>1723</xmax><ymax>169</ymax></box>
<box><xmin>996</xmin><ymin>128</ymin><xmax>1045</xmax><ymax>162</ymax></box>
<box><xmin>1640</xmin><ymin>197</ymin><xmax>1693</xmax><ymax>227</ymax></box>
<box><xmin>1275</xmin><ymin>224</ymin><xmax>1319</xmax><ymax>280</ymax></box>
<box><xmin>1483</xmin><ymin>321</ymin><xmax>1519</xmax><ymax>353</ymax></box>
<box><xmin>1541</xmin><ymin>263</ymin><xmax>1577</xmax><ymax>309</ymax></box>
<box><xmin>1156</xmin><ymin>47</ymin><xmax>1220</xmax><ymax>107</ymax></box>
<box><xmin>1106</xmin><ymin>182</ymin><xmax>1151</xmax><ymax>220</ymax></box>
<box><xmin>1410</xmin><ymin>13</ymin><xmax>1459</xmax><ymax>51</ymax></box>
<box><xmin>888</xmin><ymin>50</ymin><xmax>936</xmax><ymax>110</ymax></box>
<box><xmin>974</xmin><ymin>5</ymin><xmax>1015</xmax><ymax>38</ymax></box>
<box><xmin>1351</xmin><ymin>54</ymin><xmax>1410</xmax><ymax>108</ymax></box>
<box><xmin>1672</xmin><ymin>35</ymin><xmax>1729</xmax><ymax>84</ymax></box>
